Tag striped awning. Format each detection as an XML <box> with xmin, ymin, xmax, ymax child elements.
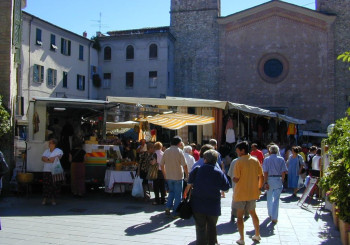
<box><xmin>142</xmin><ymin>113</ymin><xmax>215</xmax><ymax>130</ymax></box>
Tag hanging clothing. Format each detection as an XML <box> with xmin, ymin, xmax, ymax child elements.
<box><xmin>287</xmin><ymin>123</ymin><xmax>297</xmax><ymax>135</ymax></box>
<box><xmin>33</xmin><ymin>112</ymin><xmax>40</xmax><ymax>133</ymax></box>
<box><xmin>226</xmin><ymin>129</ymin><xmax>236</xmax><ymax>143</ymax></box>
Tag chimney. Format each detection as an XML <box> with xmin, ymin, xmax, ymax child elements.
<box><xmin>83</xmin><ymin>31</ymin><xmax>87</xmax><ymax>38</ymax></box>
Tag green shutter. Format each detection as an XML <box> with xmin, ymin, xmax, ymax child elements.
<box><xmin>68</xmin><ymin>41</ymin><xmax>71</xmax><ymax>56</ymax></box>
<box><xmin>40</xmin><ymin>66</ymin><xmax>44</xmax><ymax>83</ymax></box>
<box><xmin>77</xmin><ymin>75</ymin><xmax>79</xmax><ymax>89</ymax></box>
<box><xmin>33</xmin><ymin>65</ymin><xmax>38</xmax><ymax>83</ymax></box>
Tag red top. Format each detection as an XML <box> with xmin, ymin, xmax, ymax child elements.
<box><xmin>251</xmin><ymin>149</ymin><xmax>264</xmax><ymax>164</ymax></box>
<box><xmin>192</xmin><ymin>149</ymin><xmax>200</xmax><ymax>161</ymax></box>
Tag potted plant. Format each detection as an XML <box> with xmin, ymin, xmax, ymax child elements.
<box><xmin>320</xmin><ymin>108</ymin><xmax>350</xmax><ymax>244</ymax></box>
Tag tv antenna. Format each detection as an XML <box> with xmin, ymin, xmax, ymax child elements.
<box><xmin>90</xmin><ymin>12</ymin><xmax>109</xmax><ymax>33</ymax></box>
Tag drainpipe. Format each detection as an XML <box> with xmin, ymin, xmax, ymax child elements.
<box><xmin>88</xmin><ymin>41</ymin><xmax>92</xmax><ymax>99</ymax></box>
<box><xmin>27</xmin><ymin>16</ymin><xmax>33</xmax><ymax>115</ymax></box>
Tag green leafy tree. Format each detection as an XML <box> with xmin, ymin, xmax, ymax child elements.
<box><xmin>0</xmin><ymin>96</ymin><xmax>11</xmax><ymax>138</ymax></box>
<box><xmin>320</xmin><ymin>108</ymin><xmax>350</xmax><ymax>223</ymax></box>
<box><xmin>337</xmin><ymin>51</ymin><xmax>350</xmax><ymax>70</ymax></box>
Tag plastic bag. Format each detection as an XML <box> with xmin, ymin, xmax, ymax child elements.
<box><xmin>51</xmin><ymin>158</ymin><xmax>64</xmax><ymax>175</ymax></box>
<box><xmin>51</xmin><ymin>158</ymin><xmax>65</xmax><ymax>183</ymax></box>
<box><xmin>304</xmin><ymin>175</ymin><xmax>311</xmax><ymax>187</ymax></box>
<box><xmin>297</xmin><ymin>175</ymin><xmax>304</xmax><ymax>189</ymax></box>
<box><xmin>132</xmin><ymin>176</ymin><xmax>144</xmax><ymax>198</ymax></box>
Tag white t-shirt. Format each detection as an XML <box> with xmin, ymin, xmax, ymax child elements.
<box><xmin>184</xmin><ymin>153</ymin><xmax>195</xmax><ymax>171</ymax></box>
<box><xmin>312</xmin><ymin>155</ymin><xmax>321</xmax><ymax>171</ymax></box>
<box><xmin>42</xmin><ymin>148</ymin><xmax>63</xmax><ymax>172</ymax></box>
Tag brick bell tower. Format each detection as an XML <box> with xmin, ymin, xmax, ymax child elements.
<box><xmin>170</xmin><ymin>0</ymin><xmax>221</xmax><ymax>99</ymax></box>
<box><xmin>316</xmin><ymin>0</ymin><xmax>350</xmax><ymax>121</ymax></box>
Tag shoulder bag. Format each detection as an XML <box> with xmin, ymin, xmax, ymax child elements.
<box><xmin>176</xmin><ymin>188</ymin><xmax>193</xmax><ymax>219</ymax></box>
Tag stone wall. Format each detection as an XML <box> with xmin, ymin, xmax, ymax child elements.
<box><xmin>0</xmin><ymin>0</ymin><xmax>12</xmax><ymax>108</ymax></box>
<box><xmin>317</xmin><ymin>0</ymin><xmax>350</xmax><ymax>120</ymax></box>
<box><xmin>218</xmin><ymin>5</ymin><xmax>336</xmax><ymax>131</ymax></box>
<box><xmin>170</xmin><ymin>0</ymin><xmax>220</xmax><ymax>99</ymax></box>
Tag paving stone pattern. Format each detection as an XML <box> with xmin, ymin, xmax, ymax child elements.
<box><xmin>0</xmin><ymin>189</ymin><xmax>341</xmax><ymax>245</ymax></box>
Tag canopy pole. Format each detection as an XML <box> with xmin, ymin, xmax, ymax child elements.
<box><xmin>248</xmin><ymin>116</ymin><xmax>250</xmax><ymax>141</ymax></box>
<box><xmin>102</xmin><ymin>105</ymin><xmax>107</xmax><ymax>139</ymax></box>
<box><xmin>238</xmin><ymin>110</ymin><xmax>240</xmax><ymax>140</ymax></box>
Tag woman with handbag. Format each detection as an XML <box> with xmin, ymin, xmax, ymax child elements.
<box><xmin>184</xmin><ymin>149</ymin><xmax>230</xmax><ymax>245</ymax></box>
<box><xmin>286</xmin><ymin>146</ymin><xmax>305</xmax><ymax>197</ymax></box>
<box><xmin>137</xmin><ymin>142</ymin><xmax>155</xmax><ymax>200</ymax></box>
<box><xmin>151</xmin><ymin>142</ymin><xmax>166</xmax><ymax>205</ymax></box>
<box><xmin>41</xmin><ymin>138</ymin><xmax>63</xmax><ymax>205</ymax></box>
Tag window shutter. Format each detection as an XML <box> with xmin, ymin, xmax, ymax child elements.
<box><xmin>48</xmin><ymin>69</ymin><xmax>52</xmax><ymax>85</ymax></box>
<box><xmin>68</xmin><ymin>41</ymin><xmax>71</xmax><ymax>56</ymax></box>
<box><xmin>77</xmin><ymin>75</ymin><xmax>79</xmax><ymax>89</ymax></box>
<box><xmin>61</xmin><ymin>38</ymin><xmax>64</xmax><ymax>54</ymax></box>
<box><xmin>54</xmin><ymin>70</ymin><xmax>57</xmax><ymax>85</ymax></box>
<box><xmin>83</xmin><ymin>76</ymin><xmax>85</xmax><ymax>90</ymax></box>
<box><xmin>33</xmin><ymin>65</ymin><xmax>38</xmax><ymax>83</ymax></box>
<box><xmin>40</xmin><ymin>66</ymin><xmax>44</xmax><ymax>83</ymax></box>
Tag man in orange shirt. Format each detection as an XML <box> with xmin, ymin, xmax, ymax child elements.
<box><xmin>233</xmin><ymin>141</ymin><xmax>264</xmax><ymax>244</ymax></box>
<box><xmin>250</xmin><ymin>143</ymin><xmax>264</xmax><ymax>165</ymax></box>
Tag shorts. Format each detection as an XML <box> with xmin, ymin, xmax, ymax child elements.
<box><xmin>233</xmin><ymin>200</ymin><xmax>256</xmax><ymax>211</ymax></box>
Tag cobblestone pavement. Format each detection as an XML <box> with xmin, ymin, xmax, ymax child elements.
<box><xmin>0</xmin><ymin>188</ymin><xmax>341</xmax><ymax>245</ymax></box>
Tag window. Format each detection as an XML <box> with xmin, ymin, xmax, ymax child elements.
<box><xmin>126</xmin><ymin>72</ymin><xmax>134</xmax><ymax>88</ymax></box>
<box><xmin>61</xmin><ymin>38</ymin><xmax>71</xmax><ymax>56</ymax></box>
<box><xmin>77</xmin><ymin>74</ymin><xmax>85</xmax><ymax>90</ymax></box>
<box><xmin>104</xmin><ymin>46</ymin><xmax>111</xmax><ymax>60</ymax></box>
<box><xmin>258</xmin><ymin>53</ymin><xmax>289</xmax><ymax>84</ymax></box>
<box><xmin>103</xmin><ymin>73</ymin><xmax>111</xmax><ymax>88</ymax></box>
<box><xmin>149</xmin><ymin>44</ymin><xmax>158</xmax><ymax>59</ymax></box>
<box><xmin>50</xmin><ymin>34</ymin><xmax>57</xmax><ymax>50</ymax></box>
<box><xmin>62</xmin><ymin>71</ymin><xmax>68</xmax><ymax>88</ymax></box>
<box><xmin>149</xmin><ymin>71</ymin><xmax>157</xmax><ymax>88</ymax></box>
<box><xmin>126</xmin><ymin>45</ymin><xmax>134</xmax><ymax>59</ymax></box>
<box><xmin>36</xmin><ymin>28</ymin><xmax>42</xmax><ymax>45</ymax></box>
<box><xmin>47</xmin><ymin>68</ymin><xmax>57</xmax><ymax>86</ymax></box>
<box><xmin>79</xmin><ymin>45</ymin><xmax>84</xmax><ymax>60</ymax></box>
<box><xmin>33</xmin><ymin>64</ymin><xmax>44</xmax><ymax>83</ymax></box>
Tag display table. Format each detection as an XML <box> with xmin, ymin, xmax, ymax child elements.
<box><xmin>104</xmin><ymin>169</ymin><xmax>136</xmax><ymax>193</ymax></box>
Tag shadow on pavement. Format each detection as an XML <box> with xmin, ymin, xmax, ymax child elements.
<box><xmin>280</xmin><ymin>194</ymin><xmax>299</xmax><ymax>203</ymax></box>
<box><xmin>216</xmin><ymin>221</ymin><xmax>237</xmax><ymax>235</ymax></box>
<box><xmin>0</xmin><ymin>191</ymin><xmax>167</xmax><ymax>217</ymax></box>
<box><xmin>124</xmin><ymin>213</ymin><xmax>172</xmax><ymax>236</ymax></box>
<box><xmin>245</xmin><ymin>217</ymin><xmax>275</xmax><ymax>238</ymax></box>
<box><xmin>315</xmin><ymin>211</ymin><xmax>342</xmax><ymax>245</ymax></box>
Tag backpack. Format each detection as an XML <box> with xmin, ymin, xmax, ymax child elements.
<box><xmin>306</xmin><ymin>154</ymin><xmax>315</xmax><ymax>170</ymax></box>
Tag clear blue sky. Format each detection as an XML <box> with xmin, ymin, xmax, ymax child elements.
<box><xmin>24</xmin><ymin>0</ymin><xmax>315</xmax><ymax>38</ymax></box>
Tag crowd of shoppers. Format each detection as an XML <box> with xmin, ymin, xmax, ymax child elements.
<box><xmin>33</xmin><ymin>132</ymin><xmax>326</xmax><ymax>244</ymax></box>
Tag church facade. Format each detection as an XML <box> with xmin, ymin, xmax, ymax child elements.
<box><xmin>170</xmin><ymin>0</ymin><xmax>350</xmax><ymax>132</ymax></box>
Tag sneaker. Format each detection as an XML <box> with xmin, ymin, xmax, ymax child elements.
<box><xmin>236</xmin><ymin>239</ymin><xmax>245</xmax><ymax>245</ymax></box>
<box><xmin>165</xmin><ymin>208</ymin><xmax>171</xmax><ymax>215</ymax></box>
<box><xmin>251</xmin><ymin>235</ymin><xmax>261</xmax><ymax>242</ymax></box>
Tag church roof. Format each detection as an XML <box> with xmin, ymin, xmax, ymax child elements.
<box><xmin>218</xmin><ymin>0</ymin><xmax>336</xmax><ymax>30</ymax></box>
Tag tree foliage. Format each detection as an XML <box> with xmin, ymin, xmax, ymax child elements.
<box><xmin>320</xmin><ymin>108</ymin><xmax>350</xmax><ymax>223</ymax></box>
<box><xmin>0</xmin><ymin>96</ymin><xmax>11</xmax><ymax>138</ymax></box>
<box><xmin>337</xmin><ymin>51</ymin><xmax>350</xmax><ymax>70</ymax></box>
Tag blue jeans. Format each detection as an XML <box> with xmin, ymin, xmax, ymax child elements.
<box><xmin>166</xmin><ymin>179</ymin><xmax>183</xmax><ymax>214</ymax></box>
<box><xmin>267</xmin><ymin>177</ymin><xmax>283</xmax><ymax>220</ymax></box>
